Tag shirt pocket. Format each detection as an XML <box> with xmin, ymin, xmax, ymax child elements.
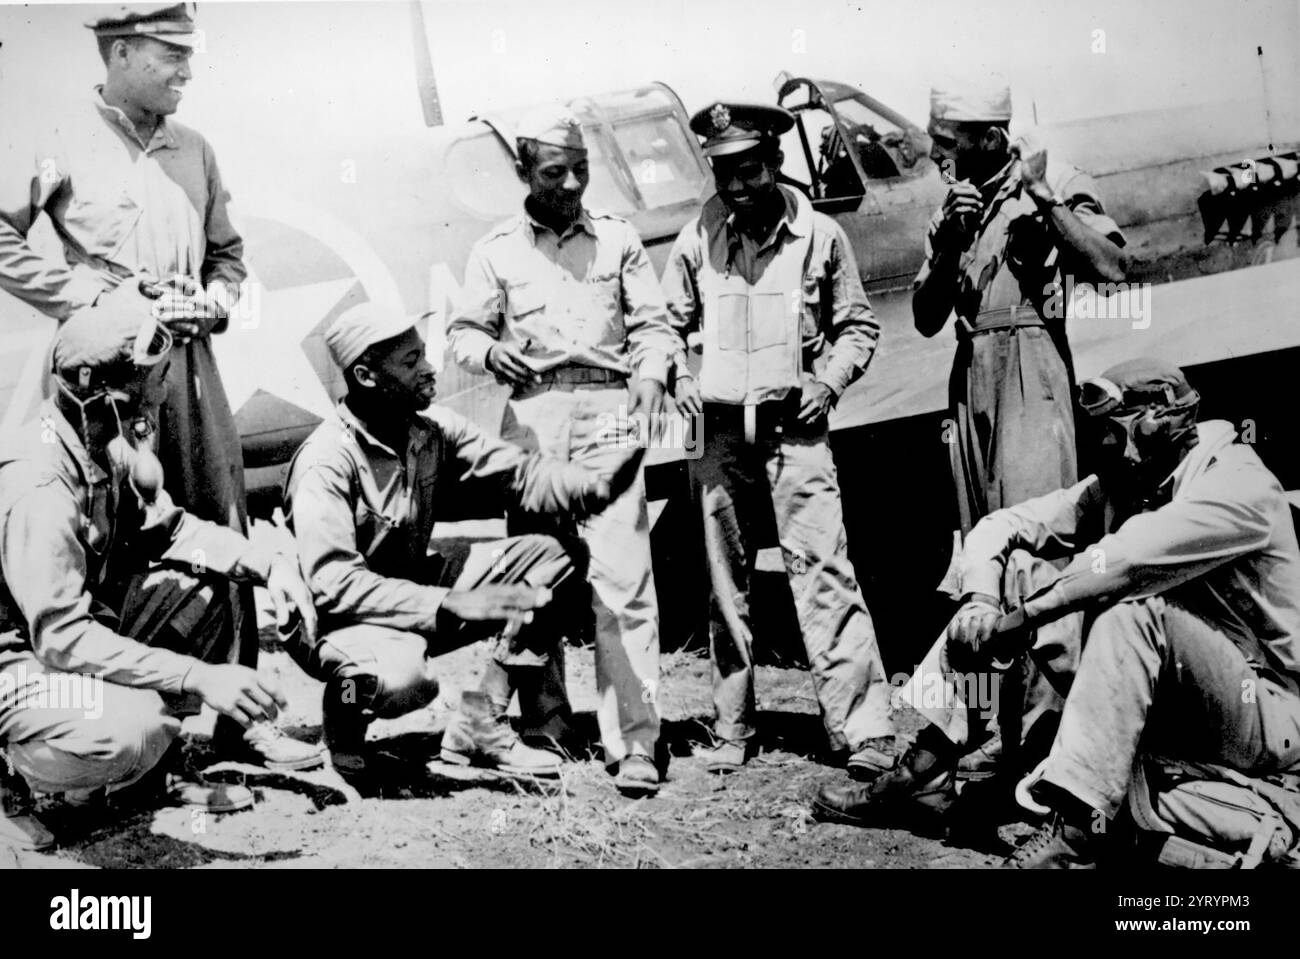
<box><xmin>748</xmin><ymin>292</ymin><xmax>793</xmax><ymax>350</ymax></box>
<box><xmin>581</xmin><ymin>271</ymin><xmax>624</xmax><ymax>346</ymax></box>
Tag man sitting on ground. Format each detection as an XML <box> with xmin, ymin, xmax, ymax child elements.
<box><xmin>813</xmin><ymin>358</ymin><xmax>1300</xmax><ymax>869</ymax></box>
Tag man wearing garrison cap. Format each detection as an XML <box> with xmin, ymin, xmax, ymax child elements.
<box><xmin>448</xmin><ymin>102</ymin><xmax>683</xmax><ymax>796</ymax></box>
<box><xmin>0</xmin><ymin>285</ymin><xmax>320</xmax><ymax>850</ymax></box>
<box><xmin>661</xmin><ymin>101</ymin><xmax>897</xmax><ymax>777</ymax></box>
<box><xmin>916</xmin><ymin>73</ymin><xmax>1126</xmax><ymax>536</ymax></box>
<box><xmin>0</xmin><ymin>5</ymin><xmax>300</xmax><ymax>770</ymax></box>
<box><xmin>815</xmin><ymin>359</ymin><xmax>1300</xmax><ymax>868</ymax></box>
<box><xmin>909</xmin><ymin>72</ymin><xmax>1128</xmax><ymax>790</ymax></box>
<box><xmin>286</xmin><ymin>304</ymin><xmax>646</xmax><ymax>782</ymax></box>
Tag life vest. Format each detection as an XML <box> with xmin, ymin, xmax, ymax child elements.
<box><xmin>695</xmin><ymin>191</ymin><xmax>814</xmax><ymax>406</ymax></box>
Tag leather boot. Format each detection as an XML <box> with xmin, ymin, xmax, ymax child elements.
<box><xmin>1008</xmin><ymin>814</ymin><xmax>1097</xmax><ymax>868</ymax></box>
<box><xmin>323</xmin><ymin>677</ymin><xmax>371</xmax><ymax>778</ymax></box>
<box><xmin>440</xmin><ymin>691</ymin><xmax>563</xmax><ymax>778</ymax></box>
<box><xmin>812</xmin><ymin>742</ymin><xmax>956</xmax><ymax>828</ymax></box>
<box><xmin>0</xmin><ymin>756</ymin><xmax>54</xmax><ymax>851</ymax></box>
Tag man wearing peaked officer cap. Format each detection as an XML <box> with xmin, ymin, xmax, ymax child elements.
<box><xmin>689</xmin><ymin>102</ymin><xmax>795</xmax><ymax>158</ymax></box>
<box><xmin>661</xmin><ymin>101</ymin><xmax>898</xmax><ymax>776</ymax></box>
<box><xmin>905</xmin><ymin>70</ymin><xmax>1129</xmax><ymax>795</ymax></box>
<box><xmin>286</xmin><ymin>303</ymin><xmax>649</xmax><ymax>782</ymax></box>
<box><xmin>449</xmin><ymin>101</ymin><xmax>685</xmax><ymax>796</ymax></box>
<box><xmin>0</xmin><ymin>288</ymin><xmax>322</xmax><ymax>851</ymax></box>
<box><xmin>0</xmin><ymin>3</ymin><xmax>310</xmax><ymax>773</ymax></box>
<box><xmin>88</xmin><ymin>2</ymin><xmax>202</xmax><ymax>47</ymax></box>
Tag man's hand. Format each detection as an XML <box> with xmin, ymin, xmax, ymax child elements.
<box><xmin>629</xmin><ymin>378</ymin><xmax>667</xmax><ymax>425</ymax></box>
<box><xmin>1012</xmin><ymin>140</ymin><xmax>1053</xmax><ymax>205</ymax></box>
<box><xmin>486</xmin><ymin>342</ymin><xmax>538</xmax><ymax>388</ymax></box>
<box><xmin>149</xmin><ymin>274</ymin><xmax>228</xmax><ymax>343</ymax></box>
<box><xmin>266</xmin><ymin>555</ymin><xmax>317</xmax><ymax>646</ymax></box>
<box><xmin>934</xmin><ymin>180</ymin><xmax>984</xmax><ymax>250</ymax></box>
<box><xmin>946</xmin><ymin>594</ymin><xmax>1002</xmax><ymax>654</ymax></box>
<box><xmin>439</xmin><ymin>585</ymin><xmax>553</xmax><ymax>638</ymax></box>
<box><xmin>674</xmin><ymin>375</ymin><xmax>703</xmax><ymax>419</ymax></box>
<box><xmin>797</xmin><ymin>376</ymin><xmax>835</xmax><ymax>424</ymax></box>
<box><xmin>182</xmin><ymin>662</ymin><xmax>288</xmax><ymax>728</ymax></box>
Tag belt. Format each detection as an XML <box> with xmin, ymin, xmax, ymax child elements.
<box><xmin>704</xmin><ymin>397</ymin><xmax>799</xmax><ymax>444</ymax></box>
<box><xmin>955</xmin><ymin>304</ymin><xmax>1046</xmax><ymax>339</ymax></box>
<box><xmin>535</xmin><ymin>366</ymin><xmax>629</xmax><ymax>386</ymax></box>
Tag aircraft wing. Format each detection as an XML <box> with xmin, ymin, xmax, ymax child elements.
<box><xmin>831</xmin><ymin>256</ymin><xmax>1300</xmax><ymax>430</ymax></box>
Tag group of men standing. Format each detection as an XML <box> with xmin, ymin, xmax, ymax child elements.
<box><xmin>2</xmin><ymin>2</ymin><xmax>1298</xmax><ymax>870</ymax></box>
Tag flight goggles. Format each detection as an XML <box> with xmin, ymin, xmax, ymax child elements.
<box><xmin>1077</xmin><ymin>375</ymin><xmax>1190</xmax><ymax>418</ymax></box>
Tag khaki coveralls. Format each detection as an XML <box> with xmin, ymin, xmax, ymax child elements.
<box><xmin>914</xmin><ymin>146</ymin><xmax>1125</xmax><ymax>535</ymax></box>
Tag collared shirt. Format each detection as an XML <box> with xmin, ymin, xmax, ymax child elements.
<box><xmin>913</xmin><ymin>140</ymin><xmax>1124</xmax><ymax>323</ymax></box>
<box><xmin>283</xmin><ymin>400</ymin><xmax>605</xmax><ymax>634</ymax></box>
<box><xmin>958</xmin><ymin>421</ymin><xmax>1300</xmax><ymax>688</ymax></box>
<box><xmin>0</xmin><ymin>403</ymin><xmax>276</xmax><ymax>692</ymax></box>
<box><xmin>448</xmin><ymin>203</ymin><xmax>677</xmax><ymax>385</ymax></box>
<box><xmin>0</xmin><ymin>88</ymin><xmax>245</xmax><ymax>320</ymax></box>
<box><xmin>661</xmin><ymin>187</ymin><xmax>880</xmax><ymax>397</ymax></box>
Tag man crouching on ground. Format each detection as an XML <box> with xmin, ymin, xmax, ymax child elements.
<box><xmin>283</xmin><ymin>304</ymin><xmax>646</xmax><ymax>783</ymax></box>
<box><xmin>0</xmin><ymin>288</ymin><xmax>319</xmax><ymax>851</ymax></box>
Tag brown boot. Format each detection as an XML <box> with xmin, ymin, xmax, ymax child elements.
<box><xmin>440</xmin><ymin>692</ymin><xmax>563</xmax><ymax>778</ymax></box>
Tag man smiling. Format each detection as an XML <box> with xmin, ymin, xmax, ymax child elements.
<box><xmin>448</xmin><ymin>104</ymin><xmax>681</xmax><ymax>795</ymax></box>
<box><xmin>0</xmin><ymin>3</ymin><xmax>309</xmax><ymax>771</ymax></box>
<box><xmin>287</xmin><ymin>304</ymin><xmax>647</xmax><ymax>783</ymax></box>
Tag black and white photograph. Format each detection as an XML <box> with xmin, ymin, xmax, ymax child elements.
<box><xmin>0</xmin><ymin>0</ymin><xmax>1297</xmax><ymax>905</ymax></box>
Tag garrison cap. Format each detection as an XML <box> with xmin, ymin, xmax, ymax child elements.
<box><xmin>929</xmin><ymin>74</ymin><xmax>1013</xmax><ymax>124</ymax></box>
<box><xmin>515</xmin><ymin>103</ymin><xmax>586</xmax><ymax>152</ymax></box>
<box><xmin>690</xmin><ymin>102</ymin><xmax>794</xmax><ymax>158</ymax></box>
<box><xmin>86</xmin><ymin>3</ymin><xmax>200</xmax><ymax>49</ymax></box>
<box><xmin>325</xmin><ymin>302</ymin><xmax>418</xmax><ymax>372</ymax></box>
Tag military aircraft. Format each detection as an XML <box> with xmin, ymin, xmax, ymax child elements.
<box><xmin>1</xmin><ymin>3</ymin><xmax>1297</xmax><ymax>661</ymax></box>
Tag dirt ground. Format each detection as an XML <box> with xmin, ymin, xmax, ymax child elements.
<box><xmin>5</xmin><ymin>587</ymin><xmax>1043</xmax><ymax>870</ymax></box>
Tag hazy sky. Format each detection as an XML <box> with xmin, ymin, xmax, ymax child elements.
<box><xmin>1</xmin><ymin>0</ymin><xmax>1296</xmax><ymax>191</ymax></box>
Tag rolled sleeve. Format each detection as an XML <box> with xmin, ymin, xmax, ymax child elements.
<box><xmin>1058</xmin><ymin>169</ymin><xmax>1125</xmax><ymax>246</ymax></box>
